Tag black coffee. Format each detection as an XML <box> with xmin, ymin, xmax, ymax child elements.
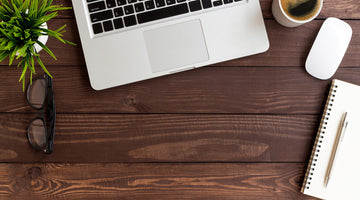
<box><xmin>281</xmin><ymin>0</ymin><xmax>321</xmax><ymax>21</ymax></box>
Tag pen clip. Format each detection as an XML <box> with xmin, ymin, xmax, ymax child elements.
<box><xmin>339</xmin><ymin>112</ymin><xmax>348</xmax><ymax>142</ymax></box>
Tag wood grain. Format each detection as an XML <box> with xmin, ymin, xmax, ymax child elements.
<box><xmin>0</xmin><ymin>1</ymin><xmax>358</xmax><ymax>199</ymax></box>
<box><xmin>0</xmin><ymin>163</ymin><xmax>317</xmax><ymax>200</ymax></box>
<box><xmin>0</xmin><ymin>113</ymin><xmax>317</xmax><ymax>162</ymax></box>
<box><xmin>58</xmin><ymin>0</ymin><xmax>360</xmax><ymax>19</ymax></box>
<box><xmin>1</xmin><ymin>66</ymin><xmax>360</xmax><ymax>114</ymax></box>
<box><xmin>1</xmin><ymin>19</ymin><xmax>359</xmax><ymax>67</ymax></box>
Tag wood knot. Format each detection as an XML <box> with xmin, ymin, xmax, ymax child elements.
<box><xmin>27</xmin><ymin>167</ymin><xmax>42</xmax><ymax>179</ymax></box>
<box><xmin>124</xmin><ymin>97</ymin><xmax>136</xmax><ymax>106</ymax></box>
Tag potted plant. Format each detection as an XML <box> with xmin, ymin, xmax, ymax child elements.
<box><xmin>0</xmin><ymin>0</ymin><xmax>75</xmax><ymax>90</ymax></box>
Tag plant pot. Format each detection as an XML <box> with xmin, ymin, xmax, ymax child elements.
<box><xmin>33</xmin><ymin>22</ymin><xmax>48</xmax><ymax>53</ymax></box>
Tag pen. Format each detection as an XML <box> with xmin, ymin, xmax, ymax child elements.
<box><xmin>324</xmin><ymin>112</ymin><xmax>349</xmax><ymax>187</ymax></box>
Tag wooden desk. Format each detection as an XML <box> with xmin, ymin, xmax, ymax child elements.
<box><xmin>0</xmin><ymin>0</ymin><xmax>358</xmax><ymax>199</ymax></box>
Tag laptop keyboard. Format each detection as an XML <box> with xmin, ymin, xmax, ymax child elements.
<box><xmin>87</xmin><ymin>0</ymin><xmax>243</xmax><ymax>35</ymax></box>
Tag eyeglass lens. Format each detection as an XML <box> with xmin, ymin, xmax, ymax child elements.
<box><xmin>28</xmin><ymin>78</ymin><xmax>47</xmax><ymax>109</ymax></box>
<box><xmin>28</xmin><ymin>119</ymin><xmax>47</xmax><ymax>150</ymax></box>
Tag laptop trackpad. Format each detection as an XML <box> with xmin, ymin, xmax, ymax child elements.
<box><xmin>144</xmin><ymin>20</ymin><xmax>209</xmax><ymax>73</ymax></box>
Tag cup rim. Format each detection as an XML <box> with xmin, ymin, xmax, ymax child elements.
<box><xmin>278</xmin><ymin>0</ymin><xmax>323</xmax><ymax>24</ymax></box>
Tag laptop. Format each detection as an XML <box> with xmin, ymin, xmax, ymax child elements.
<box><xmin>71</xmin><ymin>0</ymin><xmax>269</xmax><ymax>90</ymax></box>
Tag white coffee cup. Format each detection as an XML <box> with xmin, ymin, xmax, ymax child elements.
<box><xmin>272</xmin><ymin>0</ymin><xmax>323</xmax><ymax>27</ymax></box>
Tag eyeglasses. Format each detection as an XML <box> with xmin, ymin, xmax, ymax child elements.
<box><xmin>26</xmin><ymin>74</ymin><xmax>56</xmax><ymax>154</ymax></box>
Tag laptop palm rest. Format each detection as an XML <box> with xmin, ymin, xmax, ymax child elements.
<box><xmin>144</xmin><ymin>19</ymin><xmax>209</xmax><ymax>73</ymax></box>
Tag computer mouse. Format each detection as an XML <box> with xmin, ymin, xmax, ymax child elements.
<box><xmin>305</xmin><ymin>18</ymin><xmax>352</xmax><ymax>80</ymax></box>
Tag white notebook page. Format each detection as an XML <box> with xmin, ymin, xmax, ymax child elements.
<box><xmin>302</xmin><ymin>79</ymin><xmax>360</xmax><ymax>200</ymax></box>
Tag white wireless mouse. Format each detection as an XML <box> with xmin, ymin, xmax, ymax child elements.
<box><xmin>305</xmin><ymin>18</ymin><xmax>352</xmax><ymax>80</ymax></box>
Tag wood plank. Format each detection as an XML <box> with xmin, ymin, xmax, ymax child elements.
<box><xmin>58</xmin><ymin>0</ymin><xmax>360</xmax><ymax>19</ymax></box>
<box><xmin>0</xmin><ymin>113</ymin><xmax>317</xmax><ymax>162</ymax></box>
<box><xmin>0</xmin><ymin>163</ymin><xmax>317</xmax><ymax>200</ymax></box>
<box><xmin>1</xmin><ymin>19</ymin><xmax>359</xmax><ymax>67</ymax></box>
<box><xmin>0</xmin><ymin>66</ymin><xmax>360</xmax><ymax>114</ymax></box>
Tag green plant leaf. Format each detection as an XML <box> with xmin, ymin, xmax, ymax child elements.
<box><xmin>30</xmin><ymin>71</ymin><xmax>32</xmax><ymax>85</ymax></box>
<box><xmin>1</xmin><ymin>0</ymin><xmax>75</xmax><ymax>91</ymax></box>
<box><xmin>35</xmin><ymin>55</ymin><xmax>52</xmax><ymax>78</ymax></box>
<box><xmin>0</xmin><ymin>51</ymin><xmax>10</xmax><ymax>62</ymax></box>
<box><xmin>11</xmin><ymin>1</ymin><xmax>21</xmax><ymax>18</ymax></box>
<box><xmin>29</xmin><ymin>0</ymin><xmax>39</xmax><ymax>18</ymax></box>
<box><xmin>54</xmin><ymin>24</ymin><xmax>66</xmax><ymax>33</ymax></box>
<box><xmin>0</xmin><ymin>28</ymin><xmax>18</xmax><ymax>43</ymax></box>
<box><xmin>16</xmin><ymin>44</ymin><xmax>29</xmax><ymax>59</ymax></box>
<box><xmin>64</xmin><ymin>39</ymin><xmax>77</xmax><ymax>46</ymax></box>
<box><xmin>16</xmin><ymin>59</ymin><xmax>23</xmax><ymax>69</ymax></box>
<box><xmin>32</xmin><ymin>12</ymin><xmax>57</xmax><ymax>27</ymax></box>
<box><xmin>8</xmin><ymin>44</ymin><xmax>19</xmax><ymax>66</ymax></box>
<box><xmin>35</xmin><ymin>39</ymin><xmax>56</xmax><ymax>60</ymax></box>
<box><xmin>18</xmin><ymin>59</ymin><xmax>28</xmax><ymax>82</ymax></box>
<box><xmin>1</xmin><ymin>3</ymin><xmax>13</xmax><ymax>14</ymax></box>
<box><xmin>22</xmin><ymin>75</ymin><xmax>25</xmax><ymax>91</ymax></box>
<box><xmin>46</xmin><ymin>0</ymin><xmax>53</xmax><ymax>7</ymax></box>
<box><xmin>19</xmin><ymin>0</ymin><xmax>30</xmax><ymax>14</ymax></box>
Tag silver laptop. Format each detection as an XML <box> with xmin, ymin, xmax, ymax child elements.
<box><xmin>72</xmin><ymin>0</ymin><xmax>269</xmax><ymax>90</ymax></box>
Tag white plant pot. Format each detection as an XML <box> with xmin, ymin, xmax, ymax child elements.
<box><xmin>33</xmin><ymin>22</ymin><xmax>49</xmax><ymax>53</ymax></box>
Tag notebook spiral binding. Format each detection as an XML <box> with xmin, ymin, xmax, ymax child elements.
<box><xmin>301</xmin><ymin>80</ymin><xmax>338</xmax><ymax>192</ymax></box>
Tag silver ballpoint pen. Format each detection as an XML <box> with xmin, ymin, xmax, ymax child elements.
<box><xmin>324</xmin><ymin>112</ymin><xmax>349</xmax><ymax>187</ymax></box>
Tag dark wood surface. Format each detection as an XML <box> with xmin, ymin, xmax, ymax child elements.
<box><xmin>0</xmin><ymin>0</ymin><xmax>359</xmax><ymax>199</ymax></box>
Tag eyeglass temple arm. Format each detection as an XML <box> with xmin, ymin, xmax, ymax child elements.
<box><xmin>46</xmin><ymin>75</ymin><xmax>56</xmax><ymax>153</ymax></box>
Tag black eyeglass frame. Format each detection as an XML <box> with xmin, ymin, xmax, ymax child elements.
<box><xmin>26</xmin><ymin>74</ymin><xmax>56</xmax><ymax>154</ymax></box>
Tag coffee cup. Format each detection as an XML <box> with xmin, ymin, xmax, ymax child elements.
<box><xmin>272</xmin><ymin>0</ymin><xmax>323</xmax><ymax>27</ymax></box>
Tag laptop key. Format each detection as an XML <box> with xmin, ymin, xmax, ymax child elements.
<box><xmin>88</xmin><ymin>1</ymin><xmax>106</xmax><ymax>13</ymax></box>
<box><xmin>117</xmin><ymin>0</ymin><xmax>127</xmax><ymax>5</ymax></box>
<box><xmin>114</xmin><ymin>18</ymin><xmax>124</xmax><ymax>29</ymax></box>
<box><xmin>201</xmin><ymin>0</ymin><xmax>212</xmax><ymax>8</ymax></box>
<box><xmin>155</xmin><ymin>0</ymin><xmax>166</xmax><ymax>7</ymax></box>
<box><xmin>124</xmin><ymin>5</ymin><xmax>135</xmax><ymax>14</ymax></box>
<box><xmin>128</xmin><ymin>0</ymin><xmax>137</xmax><ymax>3</ymax></box>
<box><xmin>135</xmin><ymin>3</ymin><xmax>145</xmax><ymax>12</ymax></box>
<box><xmin>137</xmin><ymin>3</ymin><xmax>189</xmax><ymax>24</ymax></box>
<box><xmin>114</xmin><ymin>7</ymin><xmax>124</xmax><ymax>17</ymax></box>
<box><xmin>87</xmin><ymin>0</ymin><xmax>99</xmax><ymax>2</ymax></box>
<box><xmin>106</xmin><ymin>0</ymin><xmax>117</xmax><ymax>7</ymax></box>
<box><xmin>90</xmin><ymin>10</ymin><xmax>114</xmax><ymax>22</ymax></box>
<box><xmin>189</xmin><ymin>0</ymin><xmax>201</xmax><ymax>11</ymax></box>
<box><xmin>145</xmin><ymin>0</ymin><xmax>155</xmax><ymax>9</ymax></box>
<box><xmin>166</xmin><ymin>0</ymin><xmax>176</xmax><ymax>5</ymax></box>
<box><xmin>103</xmin><ymin>20</ymin><xmax>114</xmax><ymax>31</ymax></box>
<box><xmin>124</xmin><ymin>15</ymin><xmax>137</xmax><ymax>26</ymax></box>
<box><xmin>213</xmin><ymin>0</ymin><xmax>222</xmax><ymax>6</ymax></box>
<box><xmin>92</xmin><ymin>23</ymin><xmax>103</xmax><ymax>34</ymax></box>
<box><xmin>177</xmin><ymin>0</ymin><xmax>186</xmax><ymax>2</ymax></box>
<box><xmin>223</xmin><ymin>0</ymin><xmax>233</xmax><ymax>4</ymax></box>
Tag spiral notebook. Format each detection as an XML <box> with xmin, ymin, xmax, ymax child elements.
<box><xmin>301</xmin><ymin>79</ymin><xmax>360</xmax><ymax>200</ymax></box>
